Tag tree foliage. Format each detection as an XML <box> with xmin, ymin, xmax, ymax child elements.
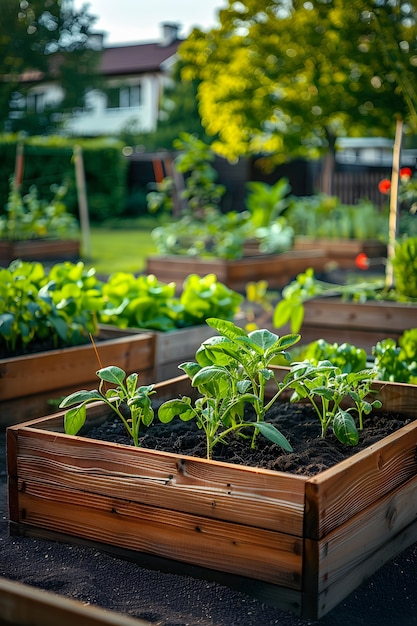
<box><xmin>179</xmin><ymin>0</ymin><xmax>417</xmax><ymax>164</ymax></box>
<box><xmin>0</xmin><ymin>0</ymin><xmax>101</xmax><ymax>134</ymax></box>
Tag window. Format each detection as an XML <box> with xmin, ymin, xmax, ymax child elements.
<box><xmin>27</xmin><ymin>92</ymin><xmax>45</xmax><ymax>113</ymax></box>
<box><xmin>120</xmin><ymin>85</ymin><xmax>141</xmax><ymax>108</ymax></box>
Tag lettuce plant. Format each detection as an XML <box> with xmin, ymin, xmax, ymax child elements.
<box><xmin>0</xmin><ymin>260</ymin><xmax>103</xmax><ymax>356</ymax></box>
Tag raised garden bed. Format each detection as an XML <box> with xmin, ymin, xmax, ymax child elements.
<box><xmin>277</xmin><ymin>298</ymin><xmax>417</xmax><ymax>353</ymax></box>
<box><xmin>146</xmin><ymin>249</ymin><xmax>327</xmax><ymax>292</ymax></box>
<box><xmin>293</xmin><ymin>237</ymin><xmax>386</xmax><ymax>269</ymax></box>
<box><xmin>0</xmin><ymin>327</ymin><xmax>156</xmax><ymax>428</ymax></box>
<box><xmin>7</xmin><ymin>373</ymin><xmax>417</xmax><ymax>619</ymax></box>
<box><xmin>0</xmin><ymin>239</ymin><xmax>80</xmax><ymax>266</ymax></box>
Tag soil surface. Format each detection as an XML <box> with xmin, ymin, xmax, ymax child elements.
<box><xmin>2</xmin><ymin>403</ymin><xmax>417</xmax><ymax>626</ymax></box>
<box><xmin>86</xmin><ymin>401</ymin><xmax>411</xmax><ymax>476</ymax></box>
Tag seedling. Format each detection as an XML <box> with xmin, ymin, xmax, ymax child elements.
<box><xmin>60</xmin><ymin>365</ymin><xmax>155</xmax><ymax>447</ymax></box>
<box><xmin>158</xmin><ymin>317</ymin><xmax>303</xmax><ymax>458</ymax></box>
<box><xmin>288</xmin><ymin>360</ymin><xmax>382</xmax><ymax>445</ymax></box>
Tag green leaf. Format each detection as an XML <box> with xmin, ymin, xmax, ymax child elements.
<box><xmin>246</xmin><ymin>328</ymin><xmax>280</xmax><ymax>351</ymax></box>
<box><xmin>291</xmin><ymin>303</ymin><xmax>305</xmax><ymax>334</ymax></box>
<box><xmin>333</xmin><ymin>410</ymin><xmax>359</xmax><ymax>446</ymax></box>
<box><xmin>59</xmin><ymin>390</ymin><xmax>103</xmax><ymax>408</ymax></box>
<box><xmin>254</xmin><ymin>422</ymin><xmax>293</xmax><ymax>452</ymax></box>
<box><xmin>64</xmin><ymin>405</ymin><xmax>87</xmax><ymax>436</ymax></box>
<box><xmin>179</xmin><ymin>361</ymin><xmax>201</xmax><ymax>379</ymax></box>
<box><xmin>205</xmin><ymin>317</ymin><xmax>247</xmax><ymax>340</ymax></box>
<box><xmin>96</xmin><ymin>366</ymin><xmax>126</xmax><ymax>386</ymax></box>
<box><xmin>272</xmin><ymin>300</ymin><xmax>292</xmax><ymax>329</ymax></box>
<box><xmin>158</xmin><ymin>398</ymin><xmax>196</xmax><ymax>423</ymax></box>
<box><xmin>192</xmin><ymin>366</ymin><xmax>230</xmax><ymax>387</ymax></box>
<box><xmin>311</xmin><ymin>386</ymin><xmax>335</xmax><ymax>400</ymax></box>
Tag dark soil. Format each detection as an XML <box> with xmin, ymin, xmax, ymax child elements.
<box><xmin>85</xmin><ymin>401</ymin><xmax>411</xmax><ymax>476</ymax></box>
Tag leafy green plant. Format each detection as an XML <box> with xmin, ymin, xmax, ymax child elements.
<box><xmin>392</xmin><ymin>237</ymin><xmax>417</xmax><ymax>298</ymax></box>
<box><xmin>288</xmin><ymin>360</ymin><xmax>382</xmax><ymax>444</ymax></box>
<box><xmin>148</xmin><ymin>138</ymin><xmax>293</xmax><ymax>259</ymax></box>
<box><xmin>147</xmin><ymin>133</ymin><xmax>226</xmax><ymax>218</ymax></box>
<box><xmin>245</xmin><ymin>178</ymin><xmax>291</xmax><ymax>228</ymax></box>
<box><xmin>373</xmin><ymin>329</ymin><xmax>417</xmax><ymax>384</ymax></box>
<box><xmin>99</xmin><ymin>272</ymin><xmax>243</xmax><ymax>331</ymax></box>
<box><xmin>0</xmin><ymin>179</ymin><xmax>79</xmax><ymax>241</ymax></box>
<box><xmin>60</xmin><ymin>366</ymin><xmax>155</xmax><ymax>446</ymax></box>
<box><xmin>151</xmin><ymin>208</ymin><xmax>250</xmax><ymax>259</ymax></box>
<box><xmin>158</xmin><ymin>317</ymin><xmax>301</xmax><ymax>458</ymax></box>
<box><xmin>0</xmin><ymin>260</ymin><xmax>104</xmax><ymax>356</ymax></box>
<box><xmin>285</xmin><ymin>194</ymin><xmax>387</xmax><ymax>240</ymax></box>
<box><xmin>273</xmin><ymin>268</ymin><xmax>386</xmax><ymax>333</ymax></box>
<box><xmin>298</xmin><ymin>338</ymin><xmax>368</xmax><ymax>373</ymax></box>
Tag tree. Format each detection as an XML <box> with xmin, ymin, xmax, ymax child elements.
<box><xmin>0</xmin><ymin>0</ymin><xmax>101</xmax><ymax>134</ymax></box>
<box><xmin>179</xmin><ymin>0</ymin><xmax>417</xmax><ymax>178</ymax></box>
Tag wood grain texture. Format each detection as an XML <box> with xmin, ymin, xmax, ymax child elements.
<box><xmin>305</xmin><ymin>419</ymin><xmax>417</xmax><ymax>539</ymax></box>
<box><xmin>303</xmin><ymin>475</ymin><xmax>417</xmax><ymax>618</ymax></box>
<box><xmin>0</xmin><ymin>576</ymin><xmax>149</xmax><ymax>626</ymax></box>
<box><xmin>17</xmin><ymin>484</ymin><xmax>303</xmax><ymax>588</ymax></box>
<box><xmin>146</xmin><ymin>250</ymin><xmax>327</xmax><ymax>291</ymax></box>
<box><xmin>0</xmin><ymin>330</ymin><xmax>156</xmax><ymax>401</ymax></box>
<box><xmin>13</xmin><ymin>426</ymin><xmax>306</xmax><ymax>535</ymax></box>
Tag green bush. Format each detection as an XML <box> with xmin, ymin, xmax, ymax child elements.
<box><xmin>0</xmin><ymin>135</ymin><xmax>128</xmax><ymax>223</ymax></box>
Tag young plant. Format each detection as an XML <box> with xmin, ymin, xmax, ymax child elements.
<box><xmin>287</xmin><ymin>360</ymin><xmax>382</xmax><ymax>445</ymax></box>
<box><xmin>59</xmin><ymin>365</ymin><xmax>155</xmax><ymax>447</ymax></box>
<box><xmin>273</xmin><ymin>268</ymin><xmax>386</xmax><ymax>333</ymax></box>
<box><xmin>373</xmin><ymin>329</ymin><xmax>417</xmax><ymax>384</ymax></box>
<box><xmin>158</xmin><ymin>317</ymin><xmax>302</xmax><ymax>458</ymax></box>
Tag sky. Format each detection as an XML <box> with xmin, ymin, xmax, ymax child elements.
<box><xmin>73</xmin><ymin>0</ymin><xmax>228</xmax><ymax>45</ymax></box>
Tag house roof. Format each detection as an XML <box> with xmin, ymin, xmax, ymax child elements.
<box><xmin>100</xmin><ymin>41</ymin><xmax>182</xmax><ymax>76</ymax></box>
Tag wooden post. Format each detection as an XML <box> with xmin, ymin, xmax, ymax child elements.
<box><xmin>14</xmin><ymin>142</ymin><xmax>25</xmax><ymax>190</ymax></box>
<box><xmin>385</xmin><ymin>118</ymin><xmax>403</xmax><ymax>289</ymax></box>
<box><xmin>73</xmin><ymin>145</ymin><xmax>92</xmax><ymax>260</ymax></box>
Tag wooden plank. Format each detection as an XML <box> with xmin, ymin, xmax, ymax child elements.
<box><xmin>17</xmin><ymin>485</ymin><xmax>303</xmax><ymax>589</ymax></box>
<box><xmin>14</xmin><ymin>427</ymin><xmax>306</xmax><ymax>535</ymax></box>
<box><xmin>302</xmin><ymin>475</ymin><xmax>417</xmax><ymax>618</ymax></box>
<box><xmin>0</xmin><ymin>332</ymin><xmax>156</xmax><ymax>401</ymax></box>
<box><xmin>4</xmin><ymin>528</ymin><xmax>305</xmax><ymax>617</ymax></box>
<box><xmin>302</xmin><ymin>299</ymin><xmax>416</xmax><ymax>333</ymax></box>
<box><xmin>146</xmin><ymin>251</ymin><xmax>327</xmax><ymax>291</ymax></box>
<box><xmin>305</xmin><ymin>419</ymin><xmax>417</xmax><ymax>539</ymax></box>
<box><xmin>0</xmin><ymin>577</ymin><xmax>150</xmax><ymax>626</ymax></box>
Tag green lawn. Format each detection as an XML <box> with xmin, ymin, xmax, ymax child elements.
<box><xmin>82</xmin><ymin>220</ymin><xmax>159</xmax><ymax>275</ymax></box>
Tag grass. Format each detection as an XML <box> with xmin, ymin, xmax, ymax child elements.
<box><xmin>81</xmin><ymin>217</ymin><xmax>160</xmax><ymax>275</ymax></box>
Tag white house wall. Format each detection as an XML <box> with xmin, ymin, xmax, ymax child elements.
<box><xmin>65</xmin><ymin>73</ymin><xmax>163</xmax><ymax>137</ymax></box>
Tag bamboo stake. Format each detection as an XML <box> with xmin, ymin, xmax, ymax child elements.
<box><xmin>385</xmin><ymin>118</ymin><xmax>403</xmax><ymax>289</ymax></box>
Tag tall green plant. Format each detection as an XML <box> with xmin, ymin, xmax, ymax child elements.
<box><xmin>0</xmin><ymin>179</ymin><xmax>79</xmax><ymax>241</ymax></box>
<box><xmin>392</xmin><ymin>237</ymin><xmax>417</xmax><ymax>298</ymax></box>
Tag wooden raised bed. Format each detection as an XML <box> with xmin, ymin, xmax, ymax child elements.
<box><xmin>293</xmin><ymin>237</ymin><xmax>386</xmax><ymax>270</ymax></box>
<box><xmin>0</xmin><ymin>577</ymin><xmax>148</xmax><ymax>626</ymax></box>
<box><xmin>146</xmin><ymin>249</ymin><xmax>327</xmax><ymax>292</ymax></box>
<box><xmin>7</xmin><ymin>375</ymin><xmax>417</xmax><ymax>619</ymax></box>
<box><xmin>0</xmin><ymin>327</ymin><xmax>156</xmax><ymax>428</ymax></box>
<box><xmin>276</xmin><ymin>298</ymin><xmax>417</xmax><ymax>353</ymax></box>
<box><xmin>0</xmin><ymin>239</ymin><xmax>80</xmax><ymax>266</ymax></box>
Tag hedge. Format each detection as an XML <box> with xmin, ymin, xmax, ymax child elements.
<box><xmin>0</xmin><ymin>135</ymin><xmax>128</xmax><ymax>223</ymax></box>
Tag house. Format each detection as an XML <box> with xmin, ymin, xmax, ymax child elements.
<box><xmin>10</xmin><ymin>23</ymin><xmax>182</xmax><ymax>137</ymax></box>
